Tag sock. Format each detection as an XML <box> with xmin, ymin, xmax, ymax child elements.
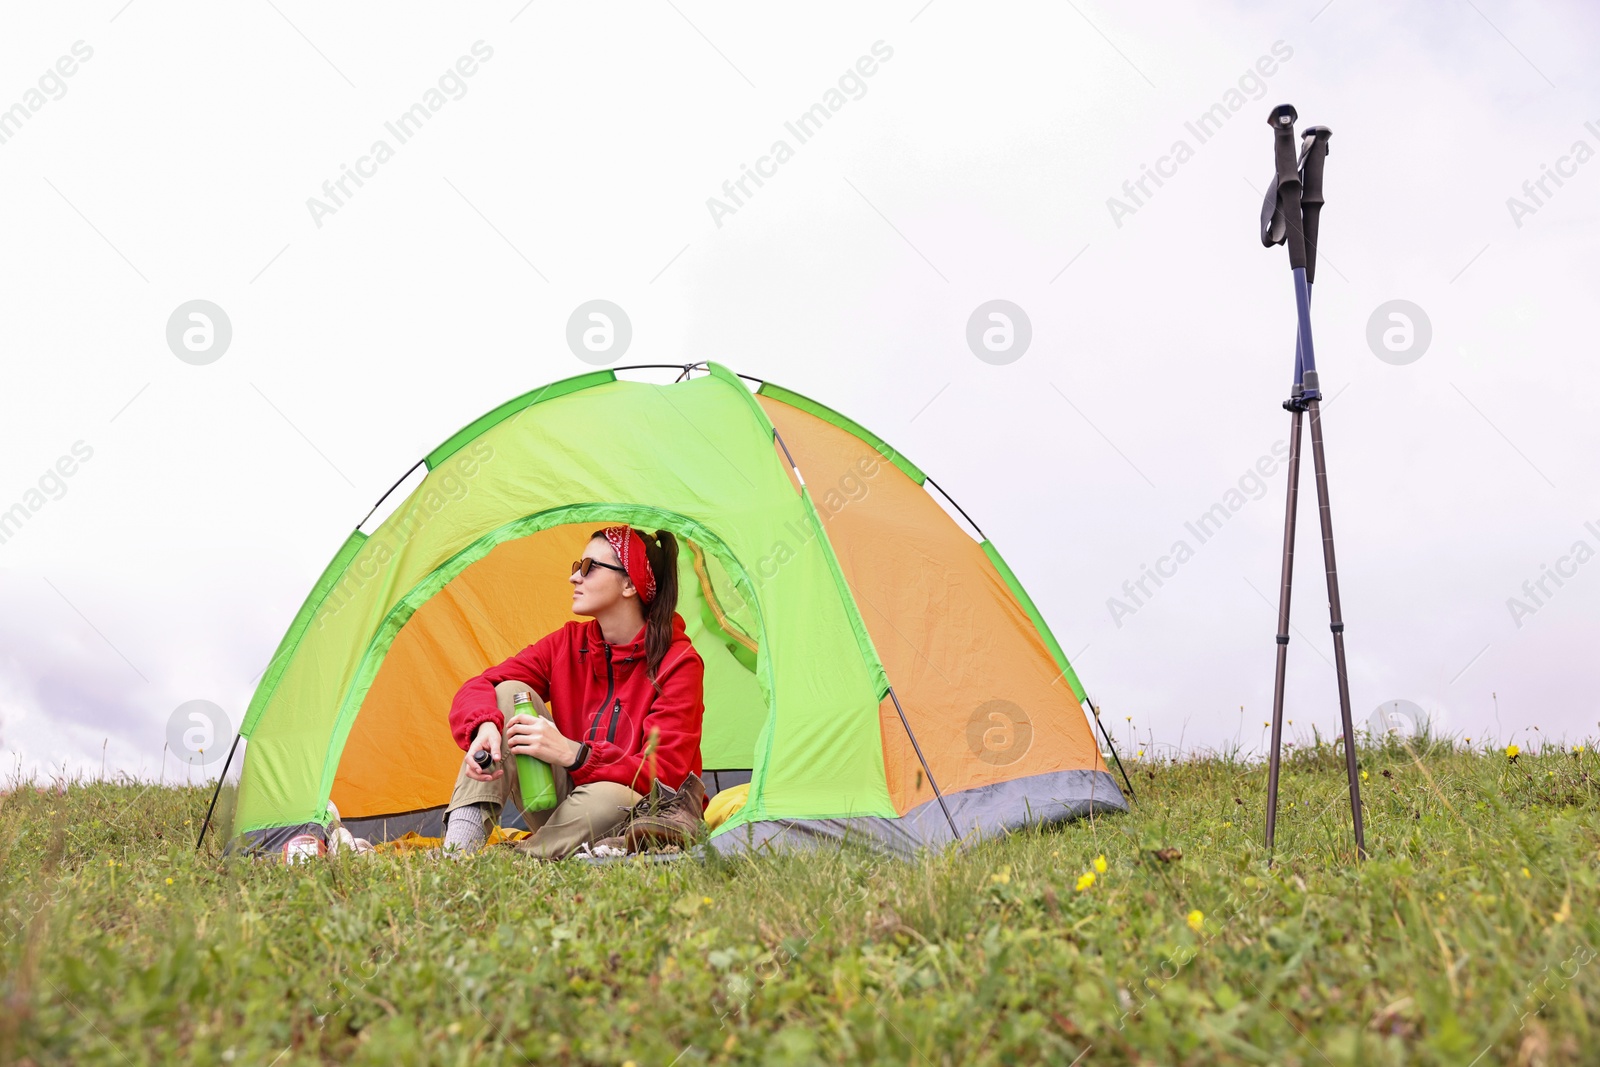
<box><xmin>443</xmin><ymin>803</ymin><xmax>491</xmax><ymax>853</ymax></box>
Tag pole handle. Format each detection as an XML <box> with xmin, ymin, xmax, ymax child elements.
<box><xmin>1298</xmin><ymin>125</ymin><xmax>1332</xmax><ymax>284</ymax></box>
<box><xmin>1258</xmin><ymin>106</ymin><xmax>1295</xmax><ymax>248</ymax></box>
<box><xmin>1261</xmin><ymin>105</ymin><xmax>1307</xmax><ymax>270</ymax></box>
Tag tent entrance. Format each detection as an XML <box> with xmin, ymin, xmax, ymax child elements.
<box><xmin>329</xmin><ymin>506</ymin><xmax>771</xmax><ymax>824</ymax></box>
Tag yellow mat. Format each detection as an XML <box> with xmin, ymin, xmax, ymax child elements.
<box><xmin>705</xmin><ymin>783</ymin><xmax>749</xmax><ymax>830</ymax></box>
<box><xmin>376</xmin><ymin>825</ymin><xmax>532</xmax><ymax>852</ymax></box>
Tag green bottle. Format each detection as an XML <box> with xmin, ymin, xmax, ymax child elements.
<box><xmin>510</xmin><ymin>691</ymin><xmax>558</xmax><ymax>812</ymax></box>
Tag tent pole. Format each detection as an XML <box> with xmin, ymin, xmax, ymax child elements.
<box><xmin>195</xmin><ymin>734</ymin><xmax>242</xmax><ymax>851</ymax></box>
<box><xmin>1083</xmin><ymin>696</ymin><xmax>1136</xmax><ymax>802</ymax></box>
<box><xmin>610</xmin><ymin>363</ymin><xmax>702</xmax><ymax>374</ymax></box>
<box><xmin>772</xmin><ymin>428</ymin><xmax>802</xmax><ymax>477</ymax></box>
<box><xmin>357</xmin><ymin>458</ymin><xmax>426</xmax><ymax>529</ymax></box>
<box><xmin>887</xmin><ymin>685</ymin><xmax>961</xmax><ymax>842</ymax></box>
<box><xmin>924</xmin><ymin>477</ymin><xmax>989</xmax><ymax>541</ymax></box>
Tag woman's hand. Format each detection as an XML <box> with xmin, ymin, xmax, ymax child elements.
<box><xmin>463</xmin><ymin>721</ymin><xmax>504</xmax><ymax>782</ymax></box>
<box><xmin>505</xmin><ymin>713</ymin><xmax>582</xmax><ymax>768</ymax></box>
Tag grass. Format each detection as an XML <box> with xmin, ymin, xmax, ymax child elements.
<box><xmin>3</xmin><ymin>735</ymin><xmax>1599</xmax><ymax>1065</ymax></box>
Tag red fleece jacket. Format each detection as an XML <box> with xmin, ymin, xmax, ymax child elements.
<box><xmin>448</xmin><ymin>613</ymin><xmax>705</xmax><ymax>794</ymax></box>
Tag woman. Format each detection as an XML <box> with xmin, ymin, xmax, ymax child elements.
<box><xmin>441</xmin><ymin>525</ymin><xmax>707</xmax><ymax>859</ymax></box>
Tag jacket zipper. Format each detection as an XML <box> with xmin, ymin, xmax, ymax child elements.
<box><xmin>587</xmin><ymin>643</ymin><xmax>615</xmax><ymax>741</ymax></box>
<box><xmin>606</xmin><ymin>698</ymin><xmax>622</xmax><ymax>743</ymax></box>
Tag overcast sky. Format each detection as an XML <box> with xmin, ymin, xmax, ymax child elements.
<box><xmin>2</xmin><ymin>1</ymin><xmax>1597</xmax><ymax>784</ymax></box>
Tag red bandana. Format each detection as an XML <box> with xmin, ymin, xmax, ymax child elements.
<box><xmin>602</xmin><ymin>525</ymin><xmax>656</xmax><ymax>605</ymax></box>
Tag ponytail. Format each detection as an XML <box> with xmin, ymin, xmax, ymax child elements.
<box><xmin>640</xmin><ymin>528</ymin><xmax>679</xmax><ymax>691</ymax></box>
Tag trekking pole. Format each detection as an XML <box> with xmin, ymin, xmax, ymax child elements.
<box><xmin>1263</xmin><ymin>113</ymin><xmax>1317</xmax><ymax>856</ymax></box>
<box><xmin>1262</xmin><ymin>402</ymin><xmax>1303</xmax><ymax>858</ymax></box>
<box><xmin>1258</xmin><ymin>106</ymin><xmax>1365</xmax><ymax>862</ymax></box>
<box><xmin>1295</xmin><ymin>123</ymin><xmax>1366</xmax><ymax>860</ymax></box>
<box><xmin>1261</xmin><ymin>105</ymin><xmax>1304</xmax><ymax>860</ymax></box>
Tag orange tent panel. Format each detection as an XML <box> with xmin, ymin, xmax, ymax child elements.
<box><xmin>758</xmin><ymin>395</ymin><xmax>1106</xmax><ymax>815</ymax></box>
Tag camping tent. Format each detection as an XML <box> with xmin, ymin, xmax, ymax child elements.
<box><xmin>226</xmin><ymin>362</ymin><xmax>1127</xmax><ymax>856</ymax></box>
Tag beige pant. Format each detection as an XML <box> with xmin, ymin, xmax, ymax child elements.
<box><xmin>446</xmin><ymin>680</ymin><xmax>643</xmax><ymax>859</ymax></box>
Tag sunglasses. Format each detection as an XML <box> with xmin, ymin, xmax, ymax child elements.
<box><xmin>571</xmin><ymin>558</ymin><xmax>629</xmax><ymax>579</ymax></box>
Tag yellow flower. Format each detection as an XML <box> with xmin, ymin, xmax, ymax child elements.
<box><xmin>1075</xmin><ymin>871</ymin><xmax>1096</xmax><ymax>892</ymax></box>
<box><xmin>1521</xmin><ymin>867</ymin><xmax>1532</xmax><ymax>879</ymax></box>
<box><xmin>990</xmin><ymin>866</ymin><xmax>1012</xmax><ymax>885</ymax></box>
<box><xmin>1187</xmin><ymin>910</ymin><xmax>1204</xmax><ymax>932</ymax></box>
<box><xmin>1222</xmin><ymin>821</ymin><xmax>1232</xmax><ymax>828</ymax></box>
<box><xmin>701</xmin><ymin>896</ymin><xmax>713</xmax><ymax>906</ymax></box>
<box><xmin>1094</xmin><ymin>855</ymin><xmax>1107</xmax><ymax>874</ymax></box>
<box><xmin>1360</xmin><ymin>770</ymin><xmax>1369</xmax><ymax>782</ymax></box>
<box><xmin>165</xmin><ymin>877</ymin><xmax>174</xmax><ymax>885</ymax></box>
<box><xmin>1507</xmin><ymin>744</ymin><xmax>1520</xmax><ymax>759</ymax></box>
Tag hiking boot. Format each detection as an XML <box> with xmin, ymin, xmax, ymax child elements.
<box><xmin>623</xmin><ymin>773</ymin><xmax>708</xmax><ymax>852</ymax></box>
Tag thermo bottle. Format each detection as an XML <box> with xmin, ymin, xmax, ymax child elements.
<box><xmin>511</xmin><ymin>691</ymin><xmax>558</xmax><ymax>812</ymax></box>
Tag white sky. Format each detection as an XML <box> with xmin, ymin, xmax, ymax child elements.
<box><xmin>2</xmin><ymin>1</ymin><xmax>1597</xmax><ymax>783</ymax></box>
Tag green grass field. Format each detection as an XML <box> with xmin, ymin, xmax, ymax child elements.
<box><xmin>4</xmin><ymin>735</ymin><xmax>1598</xmax><ymax>1066</ymax></box>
